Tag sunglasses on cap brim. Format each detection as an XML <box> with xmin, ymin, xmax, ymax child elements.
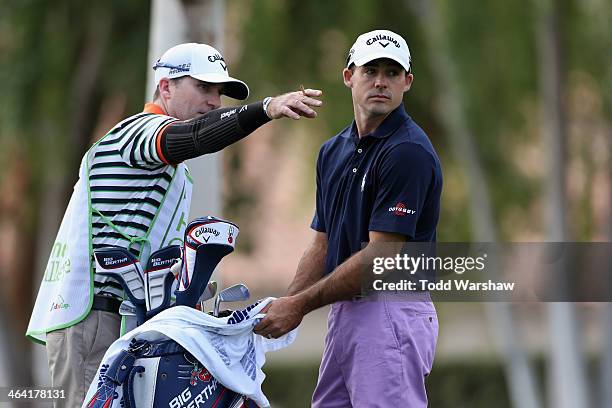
<box><xmin>152</xmin><ymin>60</ymin><xmax>190</xmax><ymax>72</ymax></box>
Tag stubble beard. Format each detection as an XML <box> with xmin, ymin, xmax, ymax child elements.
<box><xmin>365</xmin><ymin>101</ymin><xmax>393</xmax><ymax>118</ymax></box>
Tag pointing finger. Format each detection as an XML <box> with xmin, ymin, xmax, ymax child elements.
<box><xmin>283</xmin><ymin>106</ymin><xmax>301</xmax><ymax>120</ymax></box>
<box><xmin>301</xmin><ymin>96</ymin><xmax>323</xmax><ymax>107</ymax></box>
<box><xmin>293</xmin><ymin>101</ymin><xmax>317</xmax><ymax>117</ymax></box>
<box><xmin>303</xmin><ymin>89</ymin><xmax>323</xmax><ymax>97</ymax></box>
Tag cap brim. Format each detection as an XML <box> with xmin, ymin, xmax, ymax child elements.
<box><xmin>190</xmin><ymin>73</ymin><xmax>250</xmax><ymax>100</ymax></box>
<box><xmin>349</xmin><ymin>52</ymin><xmax>410</xmax><ymax>72</ymax></box>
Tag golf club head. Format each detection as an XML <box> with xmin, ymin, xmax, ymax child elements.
<box><xmin>218</xmin><ymin>284</ymin><xmax>250</xmax><ymax>302</ymax></box>
<box><xmin>119</xmin><ymin>301</ymin><xmax>138</xmax><ymax>334</ymax></box>
<box><xmin>213</xmin><ymin>284</ymin><xmax>250</xmax><ymax>317</ymax></box>
<box><xmin>197</xmin><ymin>281</ymin><xmax>217</xmax><ymax>311</ymax></box>
<box><xmin>119</xmin><ymin>300</ymin><xmax>136</xmax><ymax>317</ymax></box>
<box><xmin>199</xmin><ymin>281</ymin><xmax>218</xmax><ymax>303</ymax></box>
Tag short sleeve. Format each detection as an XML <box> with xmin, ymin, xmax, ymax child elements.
<box><xmin>310</xmin><ymin>147</ymin><xmax>327</xmax><ymax>232</ymax></box>
<box><xmin>369</xmin><ymin>143</ymin><xmax>436</xmax><ymax>239</ymax></box>
<box><xmin>116</xmin><ymin>115</ymin><xmax>177</xmax><ymax>169</ymax></box>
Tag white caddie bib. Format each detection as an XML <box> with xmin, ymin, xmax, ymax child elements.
<box><xmin>27</xmin><ymin>144</ymin><xmax>193</xmax><ymax>344</ymax></box>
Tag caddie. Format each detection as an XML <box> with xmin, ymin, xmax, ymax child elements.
<box><xmin>27</xmin><ymin>42</ymin><xmax>322</xmax><ymax>408</ymax></box>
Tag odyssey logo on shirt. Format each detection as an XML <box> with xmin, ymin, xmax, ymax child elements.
<box><xmin>389</xmin><ymin>202</ymin><xmax>415</xmax><ymax>216</ymax></box>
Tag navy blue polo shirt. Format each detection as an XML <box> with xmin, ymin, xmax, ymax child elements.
<box><xmin>311</xmin><ymin>104</ymin><xmax>443</xmax><ymax>275</ymax></box>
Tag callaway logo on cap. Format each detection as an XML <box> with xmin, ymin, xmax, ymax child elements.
<box><xmin>346</xmin><ymin>29</ymin><xmax>411</xmax><ymax>73</ymax></box>
<box><xmin>153</xmin><ymin>43</ymin><xmax>249</xmax><ymax>100</ymax></box>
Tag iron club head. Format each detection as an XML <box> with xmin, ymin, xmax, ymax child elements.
<box><xmin>119</xmin><ymin>300</ymin><xmax>137</xmax><ymax>317</ymax></box>
<box><xmin>198</xmin><ymin>281</ymin><xmax>218</xmax><ymax>310</ymax></box>
<box><xmin>213</xmin><ymin>284</ymin><xmax>250</xmax><ymax>317</ymax></box>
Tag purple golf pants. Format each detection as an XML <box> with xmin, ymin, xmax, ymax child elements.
<box><xmin>312</xmin><ymin>293</ymin><xmax>438</xmax><ymax>408</ymax></box>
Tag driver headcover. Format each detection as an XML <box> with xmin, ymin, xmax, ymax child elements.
<box><xmin>175</xmin><ymin>216</ymin><xmax>239</xmax><ymax>308</ymax></box>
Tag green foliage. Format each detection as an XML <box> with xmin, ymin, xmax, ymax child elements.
<box><xmin>1</xmin><ymin>0</ymin><xmax>608</xmax><ymax>244</ymax></box>
<box><xmin>0</xmin><ymin>0</ymin><xmax>150</xmax><ymax>172</ymax></box>
<box><xmin>236</xmin><ymin>0</ymin><xmax>430</xmax><ymax>137</ymax></box>
<box><xmin>232</xmin><ymin>0</ymin><xmax>471</xmax><ymax>237</ymax></box>
<box><xmin>233</xmin><ymin>0</ymin><xmax>611</xmax><ymax>241</ymax></box>
<box><xmin>567</xmin><ymin>0</ymin><xmax>612</xmax><ymax>113</ymax></box>
<box><xmin>233</xmin><ymin>0</ymin><xmax>470</xmax><ymax>240</ymax></box>
<box><xmin>438</xmin><ymin>0</ymin><xmax>541</xmax><ymax>239</ymax></box>
<box><xmin>0</xmin><ymin>0</ymin><xmax>150</xmax><ymax>242</ymax></box>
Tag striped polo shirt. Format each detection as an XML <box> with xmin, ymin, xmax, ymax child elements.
<box><xmin>91</xmin><ymin>104</ymin><xmax>177</xmax><ymax>300</ymax></box>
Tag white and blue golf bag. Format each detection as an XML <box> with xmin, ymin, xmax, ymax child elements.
<box><xmin>84</xmin><ymin>216</ymin><xmax>291</xmax><ymax>408</ymax></box>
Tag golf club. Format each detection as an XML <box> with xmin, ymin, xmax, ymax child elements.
<box><xmin>198</xmin><ymin>281</ymin><xmax>218</xmax><ymax>311</ymax></box>
<box><xmin>119</xmin><ymin>300</ymin><xmax>137</xmax><ymax>317</ymax></box>
<box><xmin>213</xmin><ymin>284</ymin><xmax>250</xmax><ymax>317</ymax></box>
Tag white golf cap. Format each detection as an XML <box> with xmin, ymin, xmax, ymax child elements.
<box><xmin>346</xmin><ymin>29</ymin><xmax>411</xmax><ymax>72</ymax></box>
<box><xmin>153</xmin><ymin>43</ymin><xmax>249</xmax><ymax>100</ymax></box>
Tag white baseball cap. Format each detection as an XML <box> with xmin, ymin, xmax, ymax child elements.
<box><xmin>153</xmin><ymin>43</ymin><xmax>249</xmax><ymax>100</ymax></box>
<box><xmin>346</xmin><ymin>29</ymin><xmax>411</xmax><ymax>73</ymax></box>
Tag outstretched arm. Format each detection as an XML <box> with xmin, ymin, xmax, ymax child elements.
<box><xmin>160</xmin><ymin>89</ymin><xmax>323</xmax><ymax>164</ymax></box>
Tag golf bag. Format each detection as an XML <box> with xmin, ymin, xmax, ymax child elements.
<box><xmin>86</xmin><ymin>337</ymin><xmax>258</xmax><ymax>408</ymax></box>
<box><xmin>86</xmin><ymin>216</ymin><xmax>264</xmax><ymax>408</ymax></box>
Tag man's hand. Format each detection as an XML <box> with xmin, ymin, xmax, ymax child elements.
<box><xmin>266</xmin><ymin>89</ymin><xmax>323</xmax><ymax>120</ymax></box>
<box><xmin>253</xmin><ymin>296</ymin><xmax>306</xmax><ymax>339</ymax></box>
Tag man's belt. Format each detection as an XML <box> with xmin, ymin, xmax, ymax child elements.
<box><xmin>92</xmin><ymin>295</ymin><xmax>122</xmax><ymax>314</ymax></box>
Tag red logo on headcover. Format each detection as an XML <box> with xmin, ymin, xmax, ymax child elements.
<box><xmin>228</xmin><ymin>226</ymin><xmax>235</xmax><ymax>244</ymax></box>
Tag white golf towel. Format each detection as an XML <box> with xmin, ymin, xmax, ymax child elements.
<box><xmin>82</xmin><ymin>297</ymin><xmax>296</xmax><ymax>408</ymax></box>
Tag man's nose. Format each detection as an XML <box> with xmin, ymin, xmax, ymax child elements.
<box><xmin>207</xmin><ymin>91</ymin><xmax>222</xmax><ymax>109</ymax></box>
<box><xmin>374</xmin><ymin>73</ymin><xmax>388</xmax><ymax>88</ymax></box>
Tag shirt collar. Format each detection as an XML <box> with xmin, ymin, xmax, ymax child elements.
<box><xmin>143</xmin><ymin>103</ymin><xmax>166</xmax><ymax>115</ymax></box>
<box><xmin>342</xmin><ymin>103</ymin><xmax>409</xmax><ymax>140</ymax></box>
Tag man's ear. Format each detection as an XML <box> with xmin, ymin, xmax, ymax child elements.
<box><xmin>158</xmin><ymin>78</ymin><xmax>172</xmax><ymax>99</ymax></box>
<box><xmin>404</xmin><ymin>73</ymin><xmax>414</xmax><ymax>92</ymax></box>
<box><xmin>342</xmin><ymin>68</ymin><xmax>353</xmax><ymax>88</ymax></box>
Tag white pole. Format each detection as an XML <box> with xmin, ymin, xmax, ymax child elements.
<box><xmin>182</xmin><ymin>0</ymin><xmax>225</xmax><ymax>221</ymax></box>
<box><xmin>147</xmin><ymin>0</ymin><xmax>225</xmax><ymax>285</ymax></box>
<box><xmin>146</xmin><ymin>0</ymin><xmax>188</xmax><ymax>102</ymax></box>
